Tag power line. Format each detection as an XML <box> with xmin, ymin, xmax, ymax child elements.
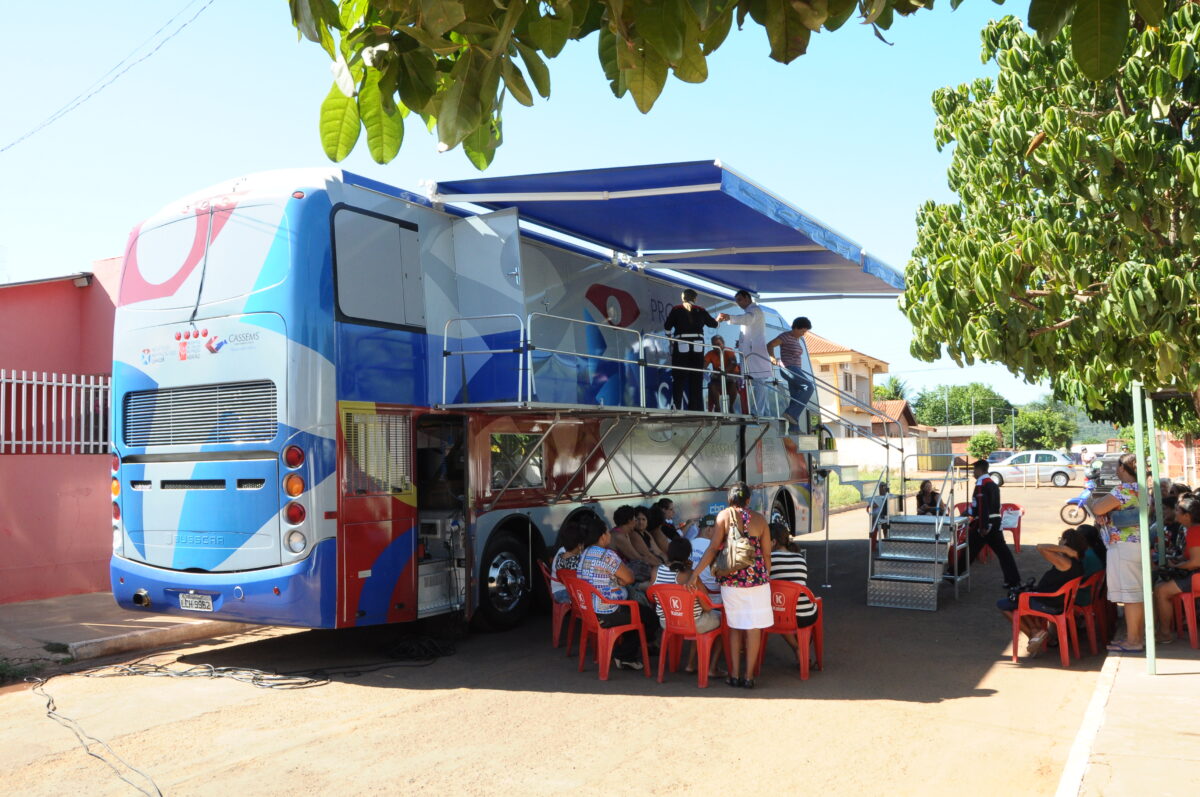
<box><xmin>0</xmin><ymin>0</ymin><xmax>217</xmax><ymax>155</ymax></box>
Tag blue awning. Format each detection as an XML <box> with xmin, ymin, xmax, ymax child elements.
<box><xmin>433</xmin><ymin>160</ymin><xmax>904</xmax><ymax>296</ymax></box>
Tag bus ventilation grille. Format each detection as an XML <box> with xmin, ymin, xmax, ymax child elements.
<box><xmin>123</xmin><ymin>380</ymin><xmax>277</xmax><ymax>446</ymax></box>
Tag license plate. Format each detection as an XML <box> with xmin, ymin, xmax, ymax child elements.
<box><xmin>178</xmin><ymin>592</ymin><xmax>213</xmax><ymax>612</ymax></box>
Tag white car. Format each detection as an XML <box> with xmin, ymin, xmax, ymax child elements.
<box><xmin>989</xmin><ymin>450</ymin><xmax>1079</xmax><ymax>487</ymax></box>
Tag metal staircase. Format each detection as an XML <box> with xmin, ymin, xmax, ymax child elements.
<box><xmin>865</xmin><ymin>456</ymin><xmax>971</xmax><ymax>611</ymax></box>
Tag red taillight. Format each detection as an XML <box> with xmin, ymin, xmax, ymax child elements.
<box><xmin>111</xmin><ymin>454</ymin><xmax>120</xmax><ymax>472</ymax></box>
<box><xmin>285</xmin><ymin>502</ymin><xmax>306</xmax><ymax>524</ymax></box>
<box><xmin>283</xmin><ymin>445</ymin><xmax>305</xmax><ymax>469</ymax></box>
<box><xmin>292</xmin><ymin>191</ymin><xmax>305</xmax><ymax>199</ymax></box>
<box><xmin>112</xmin><ymin>502</ymin><xmax>120</xmax><ymax>521</ymax></box>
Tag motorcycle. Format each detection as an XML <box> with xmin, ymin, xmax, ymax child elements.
<box><xmin>1060</xmin><ymin>474</ymin><xmax>1096</xmax><ymax>524</ymax></box>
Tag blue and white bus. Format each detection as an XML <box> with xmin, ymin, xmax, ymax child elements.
<box><xmin>108</xmin><ymin>161</ymin><xmax>903</xmax><ymax>629</ymax></box>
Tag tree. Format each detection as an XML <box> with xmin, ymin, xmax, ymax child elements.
<box><xmin>998</xmin><ymin>408</ymin><xmax>1077</xmax><ymax>449</ymax></box>
<box><xmin>967</xmin><ymin>430</ymin><xmax>1000</xmax><ymax>459</ymax></box>
<box><xmin>911</xmin><ymin>383</ymin><xmax>1013</xmax><ymax>426</ymax></box>
<box><xmin>288</xmin><ymin>0</ymin><xmax>1145</xmax><ymax>168</ymax></box>
<box><xmin>904</xmin><ymin>9</ymin><xmax>1200</xmax><ymax>430</ymax></box>
<box><xmin>873</xmin><ymin>375</ymin><xmax>909</xmax><ymax>401</ymax></box>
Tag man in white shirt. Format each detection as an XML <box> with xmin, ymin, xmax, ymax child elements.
<box><xmin>717</xmin><ymin>290</ymin><xmax>772</xmax><ymax>416</ymax></box>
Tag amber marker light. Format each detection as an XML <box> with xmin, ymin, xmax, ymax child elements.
<box><xmin>111</xmin><ymin>477</ymin><xmax>120</xmax><ymax>497</ymax></box>
<box><xmin>283</xmin><ymin>473</ymin><xmax>305</xmax><ymax>497</ymax></box>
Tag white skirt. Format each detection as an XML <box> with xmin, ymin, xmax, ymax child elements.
<box><xmin>719</xmin><ymin>583</ymin><xmax>773</xmax><ymax>629</ymax></box>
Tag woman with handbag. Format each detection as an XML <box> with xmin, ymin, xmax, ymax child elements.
<box><xmin>1091</xmin><ymin>453</ymin><xmax>1146</xmax><ymax>652</ymax></box>
<box><xmin>690</xmin><ymin>481</ymin><xmax>772</xmax><ymax>688</ymax></box>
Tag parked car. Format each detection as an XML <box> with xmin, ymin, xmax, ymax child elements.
<box><xmin>988</xmin><ymin>450</ymin><xmax>1079</xmax><ymax>487</ymax></box>
<box><xmin>986</xmin><ymin>450</ymin><xmax>1013</xmax><ymax>464</ymax></box>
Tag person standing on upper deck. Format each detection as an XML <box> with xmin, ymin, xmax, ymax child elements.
<box><xmin>663</xmin><ymin>289</ymin><xmax>718</xmax><ymax>412</ymax></box>
<box><xmin>767</xmin><ymin>317</ymin><xmax>814</xmax><ymax>435</ymax></box>
<box><xmin>716</xmin><ymin>290</ymin><xmax>771</xmax><ymax>416</ymax></box>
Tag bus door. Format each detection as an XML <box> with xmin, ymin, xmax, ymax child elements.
<box><xmin>444</xmin><ymin>209</ymin><xmax>526</xmax><ymax>404</ymax></box>
<box><xmin>415</xmin><ymin>414</ymin><xmax>469</xmax><ymax>619</ymax></box>
<box><xmin>337</xmin><ymin>403</ymin><xmax>418</xmax><ymax>627</ymax></box>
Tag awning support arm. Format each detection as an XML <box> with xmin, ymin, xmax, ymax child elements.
<box><xmin>484</xmin><ymin>419</ymin><xmax>560</xmax><ymax>513</ymax></box>
<box><xmin>717</xmin><ymin>422</ymin><xmax>773</xmax><ymax>490</ymax></box>
<box><xmin>575</xmin><ymin>418</ymin><xmax>644</xmax><ymax>502</ymax></box>
<box><xmin>646</xmin><ymin>421</ymin><xmax>714</xmax><ymax>496</ymax></box>
<box><xmin>550</xmin><ymin>418</ymin><xmax>628</xmax><ymax>504</ymax></box>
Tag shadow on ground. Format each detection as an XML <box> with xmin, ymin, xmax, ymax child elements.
<box><xmin>176</xmin><ymin>536</ymin><xmax>1105</xmax><ymax>702</ymax></box>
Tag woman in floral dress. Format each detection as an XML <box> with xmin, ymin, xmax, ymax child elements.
<box><xmin>691</xmin><ymin>482</ymin><xmax>772</xmax><ymax>688</ymax></box>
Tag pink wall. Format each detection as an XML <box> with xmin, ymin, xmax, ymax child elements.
<box><xmin>0</xmin><ymin>258</ymin><xmax>121</xmax><ymax>603</ymax></box>
<box><xmin>0</xmin><ymin>258</ymin><xmax>119</xmax><ymax>375</ymax></box>
<box><xmin>0</xmin><ymin>455</ymin><xmax>111</xmax><ymax>602</ymax></box>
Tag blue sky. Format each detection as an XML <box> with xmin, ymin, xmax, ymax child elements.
<box><xmin>0</xmin><ymin>0</ymin><xmax>1050</xmax><ymax>404</ymax></box>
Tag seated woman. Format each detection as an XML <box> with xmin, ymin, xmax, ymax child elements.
<box><xmin>549</xmin><ymin>521</ymin><xmax>585</xmax><ymax>604</ymax></box>
<box><xmin>653</xmin><ymin>538</ymin><xmax>724</xmax><ymax>675</ymax></box>
<box><xmin>915</xmin><ymin>480</ymin><xmax>945</xmax><ymax>516</ymax></box>
<box><xmin>577</xmin><ymin>522</ymin><xmax>659</xmax><ymax>671</ymax></box>
<box><xmin>767</xmin><ymin>522</ymin><xmax>820</xmax><ymax>664</ymax></box>
<box><xmin>997</xmin><ymin>527</ymin><xmax>1086</xmax><ymax>657</ymax></box>
<box><xmin>1074</xmin><ymin>523</ymin><xmax>1107</xmax><ymax>608</ymax></box>
<box><xmin>645</xmin><ymin>505</ymin><xmax>675</xmax><ymax>556</ymax></box>
<box><xmin>1153</xmin><ymin>494</ymin><xmax>1200</xmax><ymax>644</ymax></box>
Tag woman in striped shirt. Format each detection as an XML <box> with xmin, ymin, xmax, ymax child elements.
<box><xmin>768</xmin><ymin>522</ymin><xmax>819</xmax><ymax>660</ymax></box>
<box><xmin>653</xmin><ymin>538</ymin><xmax>723</xmax><ymax>676</ymax></box>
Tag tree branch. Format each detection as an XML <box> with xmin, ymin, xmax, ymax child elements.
<box><xmin>1115</xmin><ymin>82</ymin><xmax>1132</xmax><ymax>116</ymax></box>
<box><xmin>1030</xmin><ymin>316</ymin><xmax>1081</xmax><ymax>338</ymax></box>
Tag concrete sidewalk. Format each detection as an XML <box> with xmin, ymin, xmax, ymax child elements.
<box><xmin>0</xmin><ymin>592</ymin><xmax>254</xmax><ymax>664</ymax></box>
<box><xmin>1060</xmin><ymin>644</ymin><xmax>1200</xmax><ymax>796</ymax></box>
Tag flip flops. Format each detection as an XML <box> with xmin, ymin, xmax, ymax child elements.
<box><xmin>1105</xmin><ymin>640</ymin><xmax>1145</xmax><ymax>653</ymax></box>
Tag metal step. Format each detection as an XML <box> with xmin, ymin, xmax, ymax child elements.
<box><xmin>887</xmin><ymin>515</ymin><xmax>966</xmax><ymax>542</ymax></box>
<box><xmin>872</xmin><ymin>559</ymin><xmax>943</xmax><ymax>580</ymax></box>
<box><xmin>877</xmin><ymin>540</ymin><xmax>951</xmax><ymax>562</ymax></box>
<box><xmin>867</xmin><ymin>576</ymin><xmax>939</xmax><ymax>611</ymax></box>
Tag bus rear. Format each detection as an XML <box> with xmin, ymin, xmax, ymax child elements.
<box><xmin>110</xmin><ymin>171</ymin><xmax>338</xmax><ymax>627</ymax></box>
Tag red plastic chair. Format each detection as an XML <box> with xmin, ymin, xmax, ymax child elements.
<box><xmin>646</xmin><ymin>583</ymin><xmax>729</xmax><ymax>688</ymax></box>
<box><xmin>954</xmin><ymin>501</ymin><xmax>991</xmax><ymax>563</ymax></box>
<box><xmin>1170</xmin><ymin>572</ymin><xmax>1200</xmax><ymax>649</ymax></box>
<box><xmin>560</xmin><ymin>573</ymin><xmax>651</xmax><ymax>680</ymax></box>
<box><xmin>1069</xmin><ymin>570</ymin><xmax>1107</xmax><ymax>655</ymax></box>
<box><xmin>1000</xmin><ymin>503</ymin><xmax>1024</xmax><ymax>552</ymax></box>
<box><xmin>753</xmin><ymin>580</ymin><xmax>824</xmax><ymax>681</ymax></box>
<box><xmin>536</xmin><ymin>560</ymin><xmax>579</xmax><ymax>652</ymax></box>
<box><xmin>1011</xmin><ymin>577</ymin><xmax>1082</xmax><ymax>667</ymax></box>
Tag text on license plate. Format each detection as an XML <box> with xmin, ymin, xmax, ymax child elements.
<box><xmin>178</xmin><ymin>593</ymin><xmax>213</xmax><ymax>612</ymax></box>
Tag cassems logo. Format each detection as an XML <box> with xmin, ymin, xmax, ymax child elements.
<box><xmin>205</xmin><ymin>336</ymin><xmax>226</xmax><ymax>354</ymax></box>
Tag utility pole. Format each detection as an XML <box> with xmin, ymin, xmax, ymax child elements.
<box><xmin>1011</xmin><ymin>408</ymin><xmax>1017</xmax><ymax>450</ymax></box>
<box><xmin>971</xmin><ymin>396</ymin><xmax>975</xmax><ymax>425</ymax></box>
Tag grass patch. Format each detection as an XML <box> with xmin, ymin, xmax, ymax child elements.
<box><xmin>0</xmin><ymin>658</ymin><xmax>44</xmax><ymax>685</ymax></box>
<box><xmin>828</xmin><ymin>471</ymin><xmax>863</xmax><ymax>509</ymax></box>
<box><xmin>43</xmin><ymin>642</ymin><xmax>69</xmax><ymax>654</ymax></box>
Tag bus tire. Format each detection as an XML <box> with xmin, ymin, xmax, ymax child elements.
<box><xmin>474</xmin><ymin>530</ymin><xmax>532</xmax><ymax>631</ymax></box>
<box><xmin>771</xmin><ymin>490</ymin><xmax>796</xmax><ymax>534</ymax></box>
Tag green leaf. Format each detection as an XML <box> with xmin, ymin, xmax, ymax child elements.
<box><xmin>598</xmin><ymin>25</ymin><xmax>627</xmax><ymax>97</ymax></box>
<box><xmin>823</xmin><ymin>0</ymin><xmax>855</xmax><ymax>31</ymax></box>
<box><xmin>397</xmin><ymin>50</ymin><xmax>439</xmax><ymax>113</ymax></box>
<box><xmin>1131</xmin><ymin>0</ymin><xmax>1164</xmax><ymax>25</ymax></box>
<box><xmin>339</xmin><ymin>0</ymin><xmax>371</xmax><ymax>29</ymax></box>
<box><xmin>672</xmin><ymin>17</ymin><xmax>709</xmax><ymax>83</ymax></box>
<box><xmin>1169</xmin><ymin>42</ymin><xmax>1196</xmax><ymax>81</ymax></box>
<box><xmin>515</xmin><ymin>42</ymin><xmax>551</xmax><ymax>98</ymax></box>
<box><xmin>617</xmin><ymin>41</ymin><xmax>669</xmax><ymax>112</ymax></box>
<box><xmin>763</xmin><ymin>0</ymin><xmax>811</xmax><ymax>64</ymax></box>
<box><xmin>359</xmin><ymin>69</ymin><xmax>404</xmax><ymax>163</ymax></box>
<box><xmin>701</xmin><ymin>7</ymin><xmax>734</xmax><ymax>53</ymax></box>
<box><xmin>463</xmin><ymin>112</ymin><xmax>502</xmax><ymax>170</ymax></box>
<box><xmin>420</xmin><ymin>0</ymin><xmax>467</xmax><ymax>37</ymax></box>
<box><xmin>501</xmin><ymin>57</ymin><xmax>535</xmax><ymax>105</ymax></box>
<box><xmin>319</xmin><ymin>81</ymin><xmax>361</xmax><ymax>161</ymax></box>
<box><xmin>635</xmin><ymin>0</ymin><xmax>686</xmax><ymax>63</ymax></box>
<box><xmin>436</xmin><ymin>49</ymin><xmax>486</xmax><ymax>150</ymax></box>
<box><xmin>1028</xmin><ymin>0</ymin><xmax>1076</xmax><ymax>46</ymax></box>
<box><xmin>790</xmin><ymin>0</ymin><xmax>828</xmax><ymax>32</ymax></box>
<box><xmin>528</xmin><ymin>8</ymin><xmax>573</xmax><ymax>58</ymax></box>
<box><xmin>1071</xmin><ymin>0</ymin><xmax>1130</xmax><ymax>81</ymax></box>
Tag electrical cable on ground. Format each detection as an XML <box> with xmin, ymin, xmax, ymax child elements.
<box><xmin>27</xmin><ymin>675</ymin><xmax>164</xmax><ymax>797</ymax></box>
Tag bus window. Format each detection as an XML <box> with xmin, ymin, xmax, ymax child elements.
<box><xmin>333</xmin><ymin>208</ymin><xmax>423</xmax><ymax>329</ymax></box>
<box><xmin>490</xmin><ymin>433</ymin><xmax>544</xmax><ymax>490</ymax></box>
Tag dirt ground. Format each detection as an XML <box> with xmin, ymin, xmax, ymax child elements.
<box><xmin>0</xmin><ymin>485</ymin><xmax>1102</xmax><ymax>796</ymax></box>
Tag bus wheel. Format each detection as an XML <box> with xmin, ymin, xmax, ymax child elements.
<box><xmin>771</xmin><ymin>492</ymin><xmax>795</xmax><ymax>533</ymax></box>
<box><xmin>476</xmin><ymin>531</ymin><xmax>532</xmax><ymax>630</ymax></box>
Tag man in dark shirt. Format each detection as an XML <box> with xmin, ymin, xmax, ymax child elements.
<box><xmin>966</xmin><ymin>459</ymin><xmax>1022</xmax><ymax>588</ymax></box>
<box><xmin>662</xmin><ymin>288</ymin><xmax>718</xmax><ymax>411</ymax></box>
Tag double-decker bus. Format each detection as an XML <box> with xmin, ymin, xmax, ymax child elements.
<box><xmin>108</xmin><ymin>161</ymin><xmax>903</xmax><ymax>629</ymax></box>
